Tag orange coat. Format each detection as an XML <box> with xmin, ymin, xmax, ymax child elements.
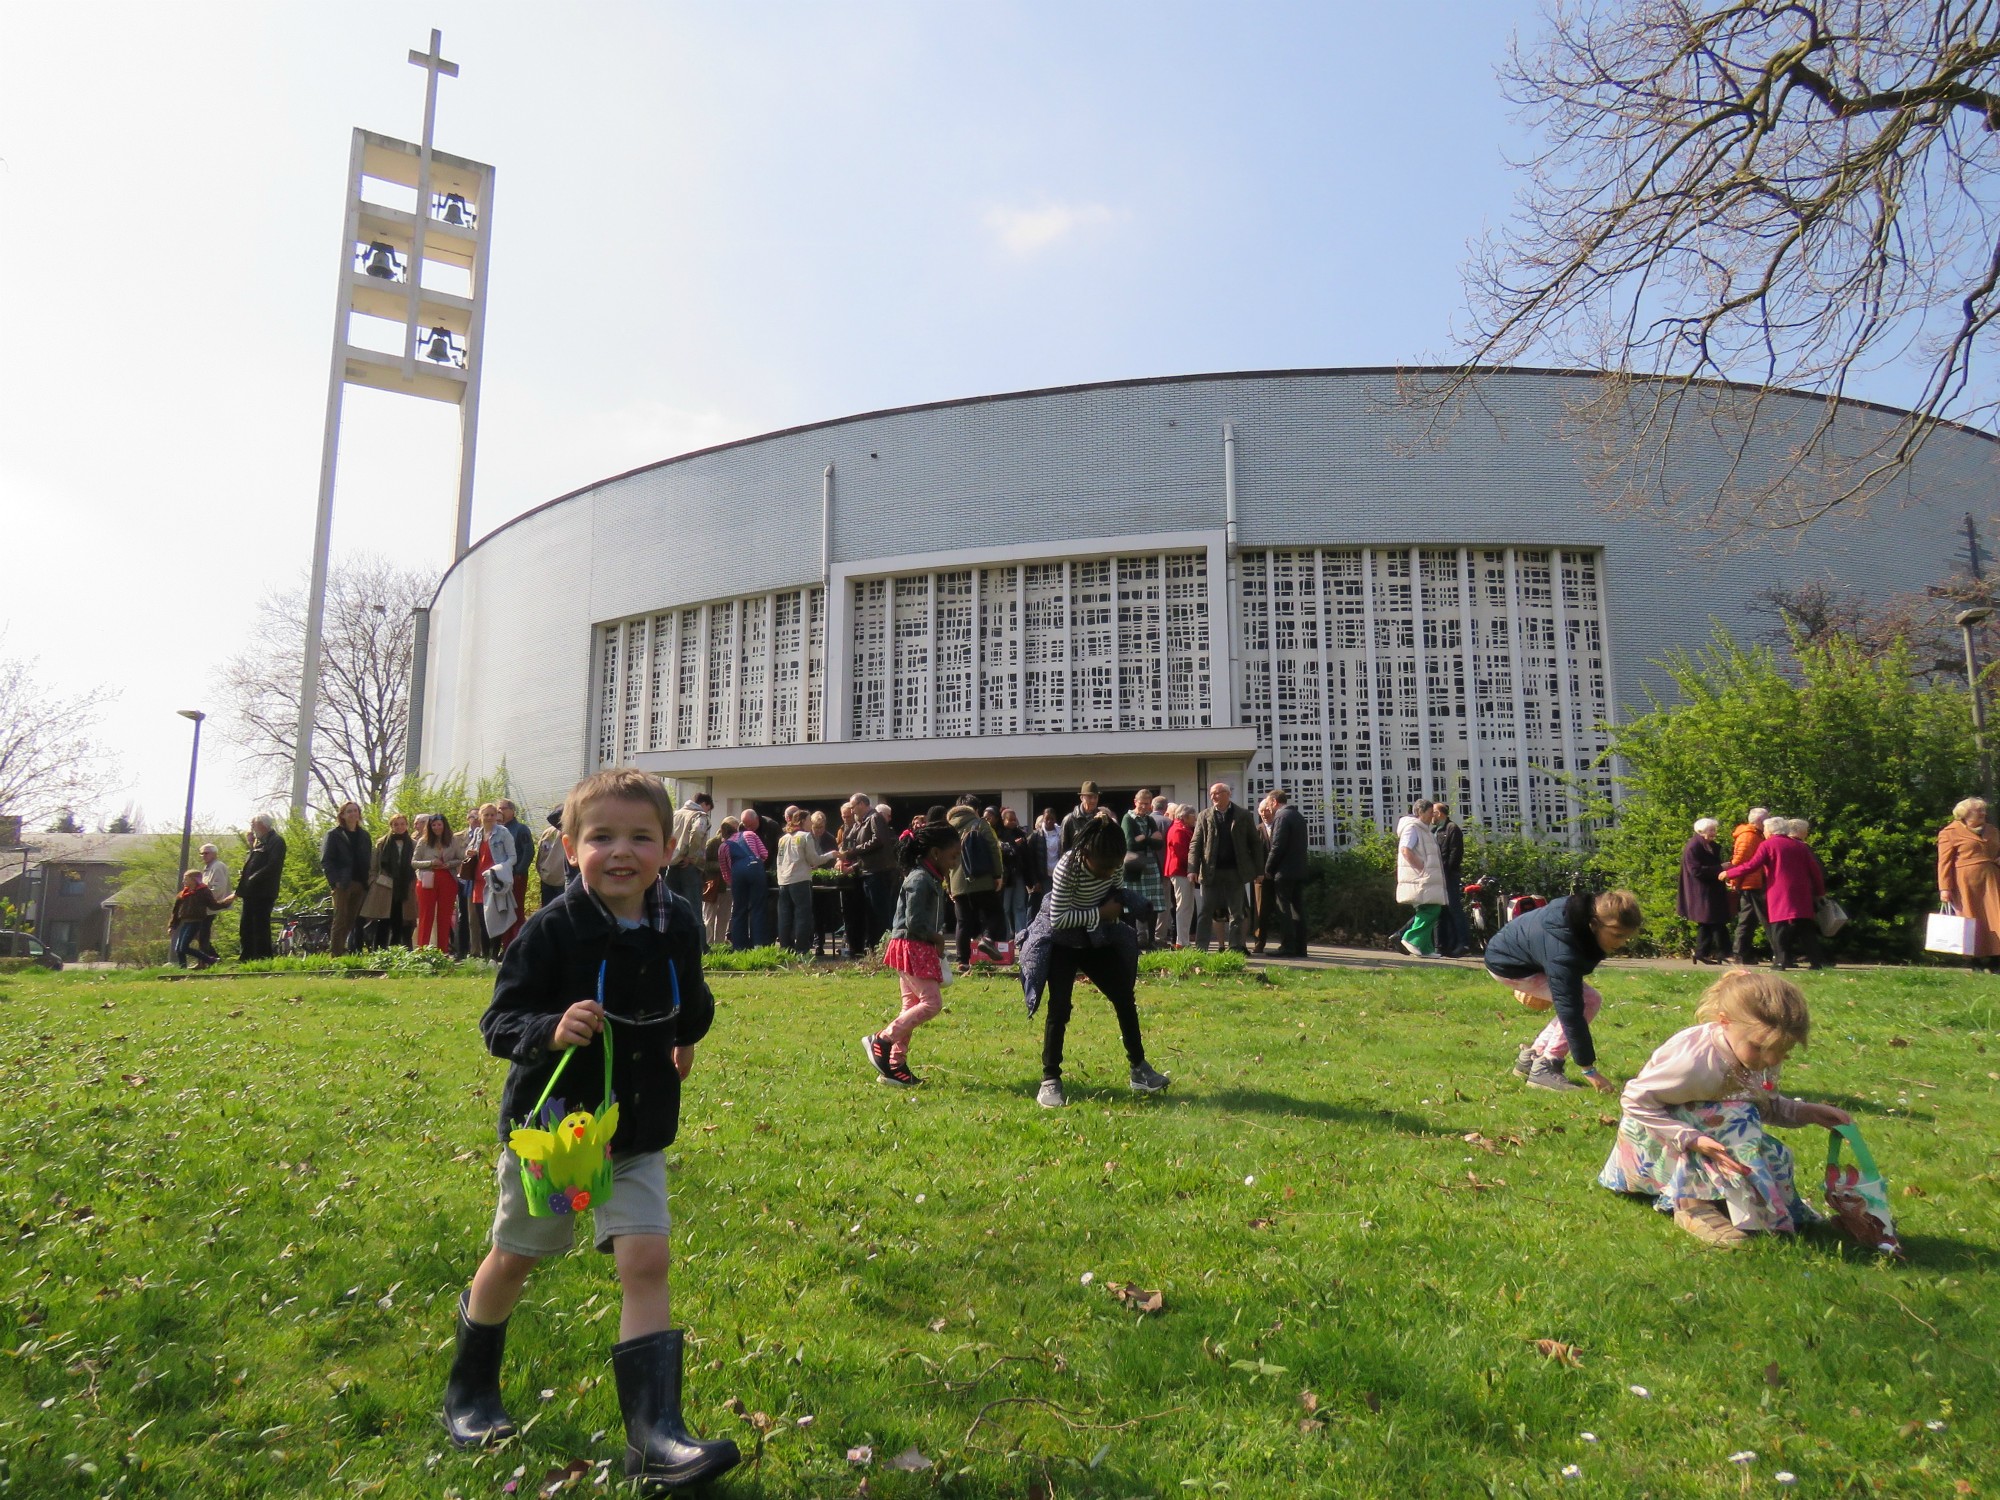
<box><xmin>1938</xmin><ymin>819</ymin><xmax>2000</xmax><ymax>958</ymax></box>
<box><xmin>1726</xmin><ymin>823</ymin><xmax>1766</xmax><ymax>891</ymax></box>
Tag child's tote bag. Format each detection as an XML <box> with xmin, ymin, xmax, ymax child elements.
<box><xmin>1824</xmin><ymin>1124</ymin><xmax>1902</xmax><ymax>1257</ymax></box>
<box><xmin>508</xmin><ymin>1018</ymin><xmax>618</xmax><ymax>1218</ymax></box>
<box><xmin>1924</xmin><ymin>905</ymin><xmax>1978</xmax><ymax>955</ymax></box>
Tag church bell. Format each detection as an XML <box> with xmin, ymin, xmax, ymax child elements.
<box><xmin>361</xmin><ymin>241</ymin><xmax>401</xmax><ymax>280</ymax></box>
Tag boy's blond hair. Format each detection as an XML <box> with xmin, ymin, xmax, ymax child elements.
<box><xmin>560</xmin><ymin>768</ymin><xmax>674</xmax><ymax>845</ymax></box>
<box><xmin>1696</xmin><ymin>968</ymin><xmax>1811</xmax><ymax>1048</ymax></box>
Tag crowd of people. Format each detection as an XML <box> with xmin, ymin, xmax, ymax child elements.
<box><xmin>652</xmin><ymin>779</ymin><xmax>1315</xmax><ymax>964</ymax></box>
<box><xmin>310</xmin><ymin>798</ymin><xmax>560</xmax><ymax>962</ymax></box>
<box><xmin>197</xmin><ymin>779</ymin><xmax>1316</xmax><ymax>968</ymax></box>
<box><xmin>201</xmin><ymin>784</ymin><xmax>2000</xmax><ymax>985</ymax></box>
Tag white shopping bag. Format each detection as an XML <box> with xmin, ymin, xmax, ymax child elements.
<box><xmin>1925</xmin><ymin>907</ymin><xmax>1979</xmax><ymax>955</ymax></box>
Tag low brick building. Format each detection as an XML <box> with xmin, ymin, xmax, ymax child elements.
<box><xmin>0</xmin><ymin>832</ymin><xmax>155</xmax><ymax>962</ymax></box>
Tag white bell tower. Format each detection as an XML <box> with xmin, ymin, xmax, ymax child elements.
<box><xmin>291</xmin><ymin>30</ymin><xmax>495</xmax><ymax>813</ymax></box>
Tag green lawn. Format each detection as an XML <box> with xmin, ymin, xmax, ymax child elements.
<box><xmin>1</xmin><ymin>960</ymin><xmax>1996</xmax><ymax>1498</ymax></box>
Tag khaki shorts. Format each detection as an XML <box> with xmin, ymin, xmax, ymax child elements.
<box><xmin>490</xmin><ymin>1147</ymin><xmax>670</xmax><ymax>1257</ymax></box>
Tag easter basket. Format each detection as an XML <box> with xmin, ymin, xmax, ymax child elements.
<box><xmin>509</xmin><ymin>1018</ymin><xmax>619</xmax><ymax>1219</ymax></box>
<box><xmin>1824</xmin><ymin>1123</ymin><xmax>1902</xmax><ymax>1257</ymax></box>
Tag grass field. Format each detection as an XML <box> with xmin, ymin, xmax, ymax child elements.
<box><xmin>1</xmin><ymin>959</ymin><xmax>1996</xmax><ymax>1498</ymax></box>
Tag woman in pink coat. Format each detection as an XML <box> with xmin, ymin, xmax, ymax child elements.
<box><xmin>1720</xmin><ymin>818</ymin><xmax>1827</xmax><ymax>971</ymax></box>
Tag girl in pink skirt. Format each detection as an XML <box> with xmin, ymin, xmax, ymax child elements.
<box><xmin>863</xmin><ymin>822</ymin><xmax>961</xmax><ymax>1087</ymax></box>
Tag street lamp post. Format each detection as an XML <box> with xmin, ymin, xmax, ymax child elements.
<box><xmin>1956</xmin><ymin>608</ymin><xmax>1993</xmax><ymax>796</ymax></box>
<box><xmin>176</xmin><ymin>710</ymin><xmax>206</xmax><ymax>884</ymax></box>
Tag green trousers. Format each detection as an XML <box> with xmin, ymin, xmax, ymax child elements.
<box><xmin>1400</xmin><ymin>903</ymin><xmax>1443</xmax><ymax>955</ymax></box>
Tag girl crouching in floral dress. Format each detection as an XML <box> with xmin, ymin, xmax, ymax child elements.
<box><xmin>862</xmin><ymin>822</ymin><xmax>961</xmax><ymax>1087</ymax></box>
<box><xmin>1599</xmin><ymin>970</ymin><xmax>1852</xmax><ymax>1248</ymax></box>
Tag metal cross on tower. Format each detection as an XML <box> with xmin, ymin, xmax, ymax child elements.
<box><xmin>290</xmin><ymin>30</ymin><xmax>496</xmax><ymax>814</ymax></box>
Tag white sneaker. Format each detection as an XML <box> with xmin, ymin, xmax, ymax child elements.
<box><xmin>1036</xmin><ymin>1078</ymin><xmax>1066</xmax><ymax>1109</ymax></box>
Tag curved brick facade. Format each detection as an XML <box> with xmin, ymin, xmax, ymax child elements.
<box><xmin>418</xmin><ymin>369</ymin><xmax>1991</xmax><ymax>844</ymax></box>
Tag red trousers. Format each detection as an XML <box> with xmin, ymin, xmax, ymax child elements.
<box><xmin>415</xmin><ymin>878</ymin><xmax>451</xmax><ymax>949</ymax></box>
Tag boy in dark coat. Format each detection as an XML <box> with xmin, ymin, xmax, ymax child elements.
<box><xmin>440</xmin><ymin>769</ymin><xmax>737</xmax><ymax>1493</ymax></box>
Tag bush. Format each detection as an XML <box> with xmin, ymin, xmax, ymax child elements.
<box><xmin>1302</xmin><ymin>832</ymin><xmax>1400</xmax><ymax>948</ymax></box>
<box><xmin>1596</xmin><ymin>626</ymin><xmax>1975</xmax><ymax>961</ymax></box>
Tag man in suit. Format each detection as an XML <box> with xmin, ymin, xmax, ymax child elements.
<box><xmin>1263</xmin><ymin>789</ymin><xmax>1311</xmax><ymax>958</ymax></box>
<box><xmin>236</xmin><ymin>814</ymin><xmax>286</xmax><ymax>960</ymax></box>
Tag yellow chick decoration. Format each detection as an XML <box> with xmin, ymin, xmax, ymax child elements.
<box><xmin>510</xmin><ymin>1101</ymin><xmax>619</xmax><ymax>1216</ymax></box>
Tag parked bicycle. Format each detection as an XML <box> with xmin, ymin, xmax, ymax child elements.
<box><xmin>277</xmin><ymin>901</ymin><xmax>334</xmax><ymax>956</ymax></box>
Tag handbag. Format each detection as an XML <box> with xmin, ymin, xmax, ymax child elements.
<box><xmin>458</xmin><ymin>833</ymin><xmax>482</xmax><ymax>883</ymax></box>
<box><xmin>1815</xmin><ymin>895</ymin><xmax>1848</xmax><ymax>937</ymax></box>
<box><xmin>1924</xmin><ymin>904</ymin><xmax>1978</xmax><ymax>955</ymax></box>
<box><xmin>1824</xmin><ymin>1124</ymin><xmax>1902</xmax><ymax>1256</ymax></box>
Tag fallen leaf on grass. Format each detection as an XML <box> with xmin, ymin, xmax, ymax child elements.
<box><xmin>884</xmin><ymin>1448</ymin><xmax>933</xmax><ymax>1472</ymax></box>
<box><xmin>927</xmin><ymin>1317</ymin><xmax>947</xmax><ymax>1333</ymax></box>
<box><xmin>1249</xmin><ymin>1218</ymin><xmax>1274</xmax><ymax>1230</ymax></box>
<box><xmin>1299</xmin><ymin>1390</ymin><xmax>1319</xmax><ymax>1414</ymax></box>
<box><xmin>749</xmin><ymin>1411</ymin><xmax>773</xmax><ymax>1433</ymax></box>
<box><xmin>1531</xmin><ymin>1339</ymin><xmax>1583</xmax><ymax>1367</ymax></box>
<box><xmin>846</xmin><ymin>1445</ymin><xmax>873</xmax><ymax>1466</ymax></box>
<box><xmin>1597</xmin><ymin>1115</ymin><xmax>1619</xmax><ymax>1127</ymax></box>
<box><xmin>721</xmin><ymin>1397</ymin><xmax>746</xmax><ymax>1417</ymax></box>
<box><xmin>1764</xmin><ymin>1362</ymin><xmax>1785</xmax><ymax>1387</ymax></box>
<box><xmin>538</xmin><ymin>1459</ymin><xmax>591</xmax><ymax>1497</ymax></box>
<box><xmin>1298</xmin><ymin>1418</ymin><xmax>1324</xmax><ymax>1434</ymax></box>
<box><xmin>1891</xmin><ymin>1036</ymin><xmax>1911</xmax><ymax>1048</ymax></box>
<box><xmin>1363</xmin><ymin>1392</ymin><xmax>1382</xmax><ymax>1413</ymax></box>
<box><xmin>120</xmin><ymin>1075</ymin><xmax>148</xmax><ymax>1087</ymax></box>
<box><xmin>1106</xmin><ymin>1282</ymin><xmax>1165</xmax><ymax>1314</ymax></box>
<box><xmin>1229</xmin><ymin>1358</ymin><xmax>1289</xmax><ymax>1378</ymax></box>
<box><xmin>1902</xmin><ymin>1184</ymin><xmax>1928</xmax><ymax>1198</ymax></box>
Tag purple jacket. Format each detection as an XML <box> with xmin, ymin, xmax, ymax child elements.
<box><xmin>1722</xmin><ymin>834</ymin><xmax>1825</xmax><ymax>924</ymax></box>
<box><xmin>1677</xmin><ymin>835</ymin><xmax>1731</xmax><ymax>925</ymax></box>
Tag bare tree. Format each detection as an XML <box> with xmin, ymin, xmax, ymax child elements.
<box><xmin>1747</xmin><ymin>573</ymin><xmax>1993</xmax><ymax>676</ymax></box>
<box><xmin>0</xmin><ymin>646</ymin><xmax>114</xmax><ymax>826</ymax></box>
<box><xmin>218</xmin><ymin>556</ymin><xmax>438</xmax><ymax>814</ymax></box>
<box><xmin>1417</xmin><ymin>1</ymin><xmax>2000</xmax><ymax>534</ymax></box>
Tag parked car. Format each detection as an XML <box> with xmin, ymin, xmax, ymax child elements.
<box><xmin>0</xmin><ymin>931</ymin><xmax>63</xmax><ymax>970</ymax></box>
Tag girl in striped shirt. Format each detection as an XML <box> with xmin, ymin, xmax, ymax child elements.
<box><xmin>1036</xmin><ymin>813</ymin><xmax>1170</xmax><ymax>1109</ymax></box>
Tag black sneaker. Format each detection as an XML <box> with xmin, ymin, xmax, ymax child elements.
<box><xmin>862</xmin><ymin>1033</ymin><xmax>893</xmax><ymax>1079</ymax></box>
<box><xmin>1129</xmin><ymin>1062</ymin><xmax>1170</xmax><ymax>1094</ymax></box>
<box><xmin>882</xmin><ymin>1060</ymin><xmax>921</xmax><ymax>1087</ymax></box>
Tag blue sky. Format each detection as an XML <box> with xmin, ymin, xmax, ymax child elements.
<box><xmin>0</xmin><ymin>1</ymin><xmax>1544</xmax><ymax>823</ymax></box>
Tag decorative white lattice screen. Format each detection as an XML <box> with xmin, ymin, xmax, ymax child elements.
<box><xmin>1237</xmin><ymin>546</ymin><xmax>1612</xmax><ymax>844</ymax></box>
<box><xmin>593</xmin><ymin>586</ymin><xmax>829</xmax><ymax>761</ymax></box>
<box><xmin>846</xmin><ymin>550</ymin><xmax>1215</xmax><ymax>740</ymax></box>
